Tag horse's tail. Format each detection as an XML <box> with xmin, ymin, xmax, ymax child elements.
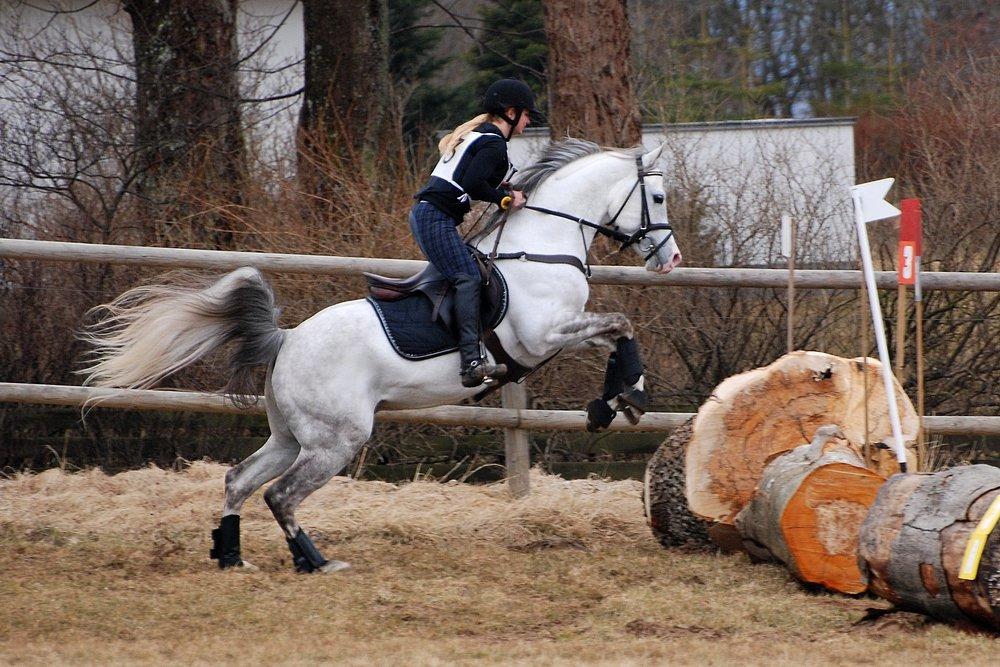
<box><xmin>78</xmin><ymin>266</ymin><xmax>284</xmax><ymax>407</ymax></box>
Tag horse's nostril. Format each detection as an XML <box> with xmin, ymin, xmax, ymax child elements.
<box><xmin>672</xmin><ymin>252</ymin><xmax>683</xmax><ymax>268</ymax></box>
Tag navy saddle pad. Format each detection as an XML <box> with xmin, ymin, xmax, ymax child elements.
<box><xmin>366</xmin><ymin>267</ymin><xmax>509</xmax><ymax>360</ymax></box>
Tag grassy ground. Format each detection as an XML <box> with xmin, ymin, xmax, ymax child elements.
<box><xmin>0</xmin><ymin>463</ymin><xmax>995</xmax><ymax>665</ymax></box>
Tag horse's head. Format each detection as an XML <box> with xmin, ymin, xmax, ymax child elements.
<box><xmin>604</xmin><ymin>143</ymin><xmax>682</xmax><ymax>274</ymax></box>
<box><xmin>481</xmin><ymin>139</ymin><xmax>682</xmax><ymax>274</ymax></box>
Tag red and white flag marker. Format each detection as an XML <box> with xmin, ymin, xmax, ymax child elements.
<box><xmin>899</xmin><ymin>198</ymin><xmax>924</xmax><ymax>462</ymax></box>
<box><xmin>850</xmin><ymin>178</ymin><xmax>908</xmax><ymax>472</ymax></box>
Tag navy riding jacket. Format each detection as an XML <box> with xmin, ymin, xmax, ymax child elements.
<box><xmin>415</xmin><ymin>123</ymin><xmax>511</xmax><ymax>222</ymax></box>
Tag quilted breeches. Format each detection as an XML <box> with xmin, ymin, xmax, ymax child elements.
<box><xmin>409</xmin><ymin>201</ymin><xmax>479</xmax><ymax>280</ymax></box>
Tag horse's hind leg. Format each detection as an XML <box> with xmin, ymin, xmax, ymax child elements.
<box><xmin>263</xmin><ymin>416</ymin><xmax>371</xmax><ymax>574</ymax></box>
<box><xmin>210</xmin><ymin>433</ymin><xmax>300</xmax><ymax>569</ymax></box>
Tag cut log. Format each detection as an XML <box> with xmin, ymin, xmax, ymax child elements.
<box><xmin>643</xmin><ymin>418</ymin><xmax>713</xmax><ymax>550</ymax></box>
<box><xmin>858</xmin><ymin>465</ymin><xmax>1000</xmax><ymax>631</ymax></box>
<box><xmin>685</xmin><ymin>351</ymin><xmax>919</xmax><ymax>526</ymax></box>
<box><xmin>733</xmin><ymin>426</ymin><xmax>885</xmax><ymax>593</ymax></box>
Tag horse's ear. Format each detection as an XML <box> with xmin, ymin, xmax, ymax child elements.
<box><xmin>640</xmin><ymin>142</ymin><xmax>666</xmax><ymax>170</ymax></box>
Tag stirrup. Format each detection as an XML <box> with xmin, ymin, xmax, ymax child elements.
<box><xmin>461</xmin><ymin>358</ymin><xmax>507</xmax><ymax>388</ymax></box>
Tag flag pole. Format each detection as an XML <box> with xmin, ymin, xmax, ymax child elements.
<box><xmin>851</xmin><ymin>180</ymin><xmax>907</xmax><ymax>472</ymax></box>
<box><xmin>782</xmin><ymin>213</ymin><xmax>796</xmax><ymax>353</ymax></box>
<box><xmin>860</xmin><ymin>267</ymin><xmax>870</xmax><ymax>463</ymax></box>
<box><xmin>895</xmin><ymin>282</ymin><xmax>906</xmax><ymax>380</ymax></box>
<box><xmin>916</xmin><ymin>257</ymin><xmax>925</xmax><ymax>467</ymax></box>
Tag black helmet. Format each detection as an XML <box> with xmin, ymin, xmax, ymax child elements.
<box><xmin>482</xmin><ymin>79</ymin><xmax>541</xmax><ymax>117</ymax></box>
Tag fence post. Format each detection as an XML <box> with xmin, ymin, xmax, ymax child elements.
<box><xmin>501</xmin><ymin>383</ymin><xmax>530</xmax><ymax>497</ymax></box>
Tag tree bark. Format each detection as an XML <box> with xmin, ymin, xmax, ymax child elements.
<box><xmin>734</xmin><ymin>426</ymin><xmax>885</xmax><ymax>594</ymax></box>
<box><xmin>858</xmin><ymin>465</ymin><xmax>1000</xmax><ymax>631</ymax></box>
<box><xmin>542</xmin><ymin>0</ymin><xmax>642</xmax><ymax>146</ymax></box>
<box><xmin>643</xmin><ymin>418</ymin><xmax>713</xmax><ymax>550</ymax></box>
<box><xmin>298</xmin><ymin>0</ymin><xmax>391</xmax><ymax>167</ymax></box>
<box><xmin>685</xmin><ymin>351</ymin><xmax>919</xmax><ymax>527</ymax></box>
<box><xmin>125</xmin><ymin>0</ymin><xmax>246</xmax><ymax>247</ymax></box>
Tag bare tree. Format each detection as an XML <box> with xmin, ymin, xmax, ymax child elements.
<box><xmin>298</xmin><ymin>0</ymin><xmax>392</xmax><ymax>168</ymax></box>
<box><xmin>542</xmin><ymin>0</ymin><xmax>641</xmax><ymax>145</ymax></box>
<box><xmin>123</xmin><ymin>0</ymin><xmax>247</xmax><ymax>247</ymax></box>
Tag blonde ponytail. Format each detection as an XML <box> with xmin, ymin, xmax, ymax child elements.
<box><xmin>438</xmin><ymin>113</ymin><xmax>493</xmax><ymax>158</ymax></box>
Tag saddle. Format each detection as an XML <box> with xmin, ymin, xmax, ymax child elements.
<box><xmin>363</xmin><ymin>262</ymin><xmax>505</xmax><ymax>334</ymax></box>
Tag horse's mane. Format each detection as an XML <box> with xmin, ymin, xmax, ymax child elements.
<box><xmin>514</xmin><ymin>137</ymin><xmax>603</xmax><ymax>195</ymax></box>
<box><xmin>467</xmin><ymin>138</ymin><xmax>636</xmax><ymax>243</ymax></box>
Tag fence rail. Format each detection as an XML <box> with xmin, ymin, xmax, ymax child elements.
<box><xmin>3</xmin><ymin>238</ymin><xmax>1000</xmax><ymax>290</ymax></box>
<box><xmin>4</xmin><ymin>239</ymin><xmax>1000</xmax><ymax>494</ymax></box>
<box><xmin>3</xmin><ymin>383</ymin><xmax>1000</xmax><ymax>437</ymax></box>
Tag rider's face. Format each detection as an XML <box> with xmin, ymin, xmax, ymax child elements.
<box><xmin>505</xmin><ymin>107</ymin><xmax>531</xmax><ymax>136</ymax></box>
<box><xmin>516</xmin><ymin>110</ymin><xmax>531</xmax><ymax>135</ymax></box>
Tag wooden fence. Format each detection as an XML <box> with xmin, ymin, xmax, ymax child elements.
<box><xmin>3</xmin><ymin>238</ymin><xmax>1000</xmax><ymax>495</ymax></box>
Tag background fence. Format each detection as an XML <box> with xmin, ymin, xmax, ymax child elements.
<box><xmin>3</xmin><ymin>238</ymin><xmax>999</xmax><ymax>494</ymax></box>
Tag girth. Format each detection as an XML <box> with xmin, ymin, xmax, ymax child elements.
<box><xmin>486</xmin><ymin>251</ymin><xmax>587</xmax><ymax>276</ymax></box>
<box><xmin>475</xmin><ymin>329</ymin><xmax>560</xmax><ymax>401</ymax></box>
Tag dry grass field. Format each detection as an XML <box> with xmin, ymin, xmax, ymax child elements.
<box><xmin>1</xmin><ymin>463</ymin><xmax>996</xmax><ymax>665</ymax></box>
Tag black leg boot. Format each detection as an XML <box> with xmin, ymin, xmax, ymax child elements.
<box><xmin>453</xmin><ymin>273</ymin><xmax>506</xmax><ymax>388</ymax></box>
<box><xmin>210</xmin><ymin>514</ymin><xmax>243</xmax><ymax>569</ymax></box>
<box><xmin>286</xmin><ymin>528</ymin><xmax>328</xmax><ymax>573</ymax></box>
<box><xmin>587</xmin><ymin>352</ymin><xmax>621</xmax><ymax>432</ymax></box>
<box><xmin>285</xmin><ymin>528</ymin><xmax>350</xmax><ymax>574</ymax></box>
<box><xmin>613</xmin><ymin>337</ymin><xmax>647</xmax><ymax>423</ymax></box>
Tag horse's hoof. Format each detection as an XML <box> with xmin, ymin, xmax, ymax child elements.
<box><xmin>225</xmin><ymin>560</ymin><xmax>259</xmax><ymax>573</ymax></box>
<box><xmin>317</xmin><ymin>560</ymin><xmax>351</xmax><ymax>574</ymax></box>
<box><xmin>621</xmin><ymin>405</ymin><xmax>642</xmax><ymax>425</ymax></box>
<box><xmin>586</xmin><ymin>398</ymin><xmax>616</xmax><ymax>432</ymax></box>
<box><xmin>617</xmin><ymin>388</ymin><xmax>648</xmax><ymax>415</ymax></box>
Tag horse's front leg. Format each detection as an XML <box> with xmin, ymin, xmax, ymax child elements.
<box><xmin>545</xmin><ymin>312</ymin><xmax>648</xmax><ymax>432</ymax></box>
<box><xmin>544</xmin><ymin>311</ymin><xmax>634</xmax><ymax>349</ymax></box>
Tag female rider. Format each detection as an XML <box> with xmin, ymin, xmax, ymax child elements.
<box><xmin>411</xmin><ymin>79</ymin><xmax>539</xmax><ymax>388</ymax></box>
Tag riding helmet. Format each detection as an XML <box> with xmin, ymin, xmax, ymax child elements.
<box><xmin>482</xmin><ymin>79</ymin><xmax>541</xmax><ymax>117</ymax></box>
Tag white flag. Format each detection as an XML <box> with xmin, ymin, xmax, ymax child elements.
<box><xmin>851</xmin><ymin>178</ymin><xmax>901</xmax><ymax>223</ymax></box>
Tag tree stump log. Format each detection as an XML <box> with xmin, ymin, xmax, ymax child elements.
<box><xmin>643</xmin><ymin>418</ymin><xmax>713</xmax><ymax>550</ymax></box>
<box><xmin>685</xmin><ymin>351</ymin><xmax>918</xmax><ymax>527</ymax></box>
<box><xmin>734</xmin><ymin>426</ymin><xmax>885</xmax><ymax>593</ymax></box>
<box><xmin>858</xmin><ymin>465</ymin><xmax>1000</xmax><ymax>631</ymax></box>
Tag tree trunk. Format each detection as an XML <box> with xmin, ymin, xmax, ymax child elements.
<box><xmin>542</xmin><ymin>0</ymin><xmax>642</xmax><ymax>146</ymax></box>
<box><xmin>858</xmin><ymin>465</ymin><xmax>1000</xmax><ymax>631</ymax></box>
<box><xmin>685</xmin><ymin>351</ymin><xmax>919</xmax><ymax>527</ymax></box>
<box><xmin>734</xmin><ymin>426</ymin><xmax>885</xmax><ymax>594</ymax></box>
<box><xmin>125</xmin><ymin>0</ymin><xmax>246</xmax><ymax>248</ymax></box>
<box><xmin>643</xmin><ymin>418</ymin><xmax>713</xmax><ymax>550</ymax></box>
<box><xmin>298</xmin><ymin>0</ymin><xmax>392</xmax><ymax>170</ymax></box>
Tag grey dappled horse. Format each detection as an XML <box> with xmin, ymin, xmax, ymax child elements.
<box><xmin>80</xmin><ymin>139</ymin><xmax>682</xmax><ymax>573</ymax></box>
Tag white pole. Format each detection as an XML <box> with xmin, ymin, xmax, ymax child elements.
<box><xmin>852</xmin><ymin>193</ymin><xmax>908</xmax><ymax>471</ymax></box>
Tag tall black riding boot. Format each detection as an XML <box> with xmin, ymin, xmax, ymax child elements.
<box><xmin>453</xmin><ymin>273</ymin><xmax>506</xmax><ymax>388</ymax></box>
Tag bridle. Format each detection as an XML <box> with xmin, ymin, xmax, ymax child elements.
<box><xmin>520</xmin><ymin>156</ymin><xmax>675</xmax><ymax>263</ymax></box>
<box><xmin>480</xmin><ymin>155</ymin><xmax>675</xmax><ymax>279</ymax></box>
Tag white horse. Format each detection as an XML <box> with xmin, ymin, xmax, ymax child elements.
<box><xmin>80</xmin><ymin>139</ymin><xmax>682</xmax><ymax>573</ymax></box>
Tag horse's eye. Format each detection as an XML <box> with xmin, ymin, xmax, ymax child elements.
<box><xmin>652</xmin><ymin>194</ymin><xmax>665</xmax><ymax>204</ymax></box>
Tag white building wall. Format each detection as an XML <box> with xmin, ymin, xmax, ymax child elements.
<box><xmin>509</xmin><ymin>119</ymin><xmax>857</xmax><ymax>266</ymax></box>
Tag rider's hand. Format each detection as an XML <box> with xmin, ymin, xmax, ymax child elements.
<box><xmin>510</xmin><ymin>190</ymin><xmax>527</xmax><ymax>210</ymax></box>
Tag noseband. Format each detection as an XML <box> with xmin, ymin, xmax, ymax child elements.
<box><xmin>522</xmin><ymin>155</ymin><xmax>675</xmax><ymax>262</ymax></box>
